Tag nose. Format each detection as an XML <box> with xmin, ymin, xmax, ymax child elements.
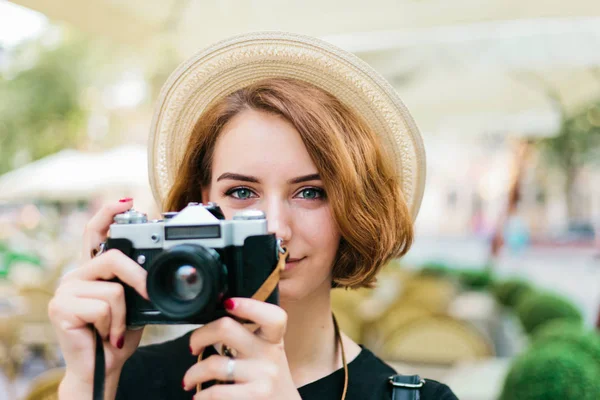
<box><xmin>265</xmin><ymin>197</ymin><xmax>292</xmax><ymax>243</ymax></box>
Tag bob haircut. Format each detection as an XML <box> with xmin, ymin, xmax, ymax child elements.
<box><xmin>165</xmin><ymin>77</ymin><xmax>413</xmax><ymax>288</ymax></box>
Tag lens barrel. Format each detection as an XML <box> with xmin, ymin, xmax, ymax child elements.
<box><xmin>146</xmin><ymin>244</ymin><xmax>223</xmax><ymax>319</ymax></box>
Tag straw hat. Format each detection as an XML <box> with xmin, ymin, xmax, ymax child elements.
<box><xmin>148</xmin><ymin>31</ymin><xmax>426</xmax><ymax>220</ymax></box>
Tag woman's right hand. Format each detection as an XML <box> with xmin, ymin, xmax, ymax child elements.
<box><xmin>48</xmin><ymin>198</ymin><xmax>150</xmax><ymax>395</ymax></box>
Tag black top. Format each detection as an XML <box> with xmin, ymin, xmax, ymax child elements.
<box><xmin>116</xmin><ymin>330</ymin><xmax>457</xmax><ymax>399</ymax></box>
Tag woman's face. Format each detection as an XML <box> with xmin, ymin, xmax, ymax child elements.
<box><xmin>202</xmin><ymin>109</ymin><xmax>341</xmax><ymax>301</ymax></box>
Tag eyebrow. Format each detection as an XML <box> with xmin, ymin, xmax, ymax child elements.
<box><xmin>216</xmin><ymin>172</ymin><xmax>321</xmax><ymax>184</ymax></box>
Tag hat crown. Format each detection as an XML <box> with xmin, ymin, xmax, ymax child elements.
<box><xmin>148</xmin><ymin>31</ymin><xmax>425</xmax><ymax>221</ymax></box>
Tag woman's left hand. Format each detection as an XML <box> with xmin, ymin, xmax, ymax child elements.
<box><xmin>184</xmin><ymin>298</ymin><xmax>302</xmax><ymax>400</ymax></box>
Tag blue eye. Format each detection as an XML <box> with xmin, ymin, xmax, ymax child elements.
<box><xmin>296</xmin><ymin>188</ymin><xmax>325</xmax><ymax>200</ymax></box>
<box><xmin>226</xmin><ymin>187</ymin><xmax>255</xmax><ymax>200</ymax></box>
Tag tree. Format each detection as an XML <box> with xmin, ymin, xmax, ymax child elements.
<box><xmin>0</xmin><ymin>28</ymin><xmax>91</xmax><ymax>175</ymax></box>
<box><xmin>538</xmin><ymin>100</ymin><xmax>600</xmax><ymax>220</ymax></box>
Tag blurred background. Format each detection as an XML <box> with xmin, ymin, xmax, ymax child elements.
<box><xmin>0</xmin><ymin>1</ymin><xmax>599</xmax><ymax>399</ymax></box>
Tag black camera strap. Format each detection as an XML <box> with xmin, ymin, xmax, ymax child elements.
<box><xmin>93</xmin><ymin>327</ymin><xmax>105</xmax><ymax>400</ymax></box>
<box><xmin>193</xmin><ymin>246</ymin><xmax>349</xmax><ymax>400</ymax></box>
<box><xmin>91</xmin><ymin>246</ymin><xmax>291</xmax><ymax>400</ymax></box>
<box><xmin>90</xmin><ymin>245</ymin><xmax>351</xmax><ymax>400</ymax></box>
<box><xmin>194</xmin><ymin>246</ymin><xmax>291</xmax><ymax>394</ymax></box>
<box><xmin>389</xmin><ymin>375</ymin><xmax>425</xmax><ymax>400</ymax></box>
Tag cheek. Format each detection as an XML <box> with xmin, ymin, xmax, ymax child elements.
<box><xmin>297</xmin><ymin>207</ymin><xmax>340</xmax><ymax>255</ymax></box>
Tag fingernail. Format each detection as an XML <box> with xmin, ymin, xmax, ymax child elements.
<box><xmin>119</xmin><ymin>197</ymin><xmax>133</xmax><ymax>203</ymax></box>
<box><xmin>117</xmin><ymin>335</ymin><xmax>125</xmax><ymax>349</ymax></box>
<box><xmin>182</xmin><ymin>379</ymin><xmax>186</xmax><ymax>390</ymax></box>
<box><xmin>189</xmin><ymin>345</ymin><xmax>194</xmax><ymax>355</ymax></box>
<box><xmin>224</xmin><ymin>298</ymin><xmax>236</xmax><ymax>311</ymax></box>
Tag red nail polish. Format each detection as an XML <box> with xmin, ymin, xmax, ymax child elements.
<box><xmin>189</xmin><ymin>346</ymin><xmax>194</xmax><ymax>355</ymax></box>
<box><xmin>117</xmin><ymin>335</ymin><xmax>125</xmax><ymax>349</ymax></box>
<box><xmin>224</xmin><ymin>298</ymin><xmax>236</xmax><ymax>311</ymax></box>
<box><xmin>119</xmin><ymin>197</ymin><xmax>133</xmax><ymax>203</ymax></box>
<box><xmin>182</xmin><ymin>379</ymin><xmax>186</xmax><ymax>390</ymax></box>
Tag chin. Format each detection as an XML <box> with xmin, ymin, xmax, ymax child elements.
<box><xmin>277</xmin><ymin>274</ymin><xmax>331</xmax><ymax>304</ymax></box>
<box><xmin>277</xmin><ymin>279</ymin><xmax>305</xmax><ymax>303</ymax></box>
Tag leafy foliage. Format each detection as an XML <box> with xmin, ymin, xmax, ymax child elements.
<box><xmin>530</xmin><ymin>319</ymin><xmax>600</xmax><ymax>365</ymax></box>
<box><xmin>540</xmin><ymin>102</ymin><xmax>600</xmax><ymax>170</ymax></box>
<box><xmin>515</xmin><ymin>291</ymin><xmax>583</xmax><ymax>335</ymax></box>
<box><xmin>537</xmin><ymin>100</ymin><xmax>600</xmax><ymax>218</ymax></box>
<box><xmin>500</xmin><ymin>342</ymin><xmax>600</xmax><ymax>400</ymax></box>
<box><xmin>492</xmin><ymin>279</ymin><xmax>534</xmax><ymax>308</ymax></box>
<box><xmin>456</xmin><ymin>268</ymin><xmax>494</xmax><ymax>290</ymax></box>
<box><xmin>0</xmin><ymin>31</ymin><xmax>91</xmax><ymax>175</ymax></box>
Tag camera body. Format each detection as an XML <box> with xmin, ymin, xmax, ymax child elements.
<box><xmin>105</xmin><ymin>202</ymin><xmax>280</xmax><ymax>328</ymax></box>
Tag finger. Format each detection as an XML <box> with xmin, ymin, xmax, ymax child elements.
<box><xmin>64</xmin><ymin>249</ymin><xmax>149</xmax><ymax>300</ymax></box>
<box><xmin>225</xmin><ymin>298</ymin><xmax>287</xmax><ymax>343</ymax></box>
<box><xmin>83</xmin><ymin>198</ymin><xmax>134</xmax><ymax>259</ymax></box>
<box><xmin>48</xmin><ymin>296</ymin><xmax>111</xmax><ymax>340</ymax></box>
<box><xmin>56</xmin><ymin>280</ymin><xmax>127</xmax><ymax>349</ymax></box>
<box><xmin>193</xmin><ymin>382</ymin><xmax>273</xmax><ymax>400</ymax></box>
<box><xmin>183</xmin><ymin>356</ymin><xmax>269</xmax><ymax>390</ymax></box>
<box><xmin>189</xmin><ymin>317</ymin><xmax>261</xmax><ymax>358</ymax></box>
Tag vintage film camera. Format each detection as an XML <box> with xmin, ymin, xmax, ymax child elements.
<box><xmin>104</xmin><ymin>202</ymin><xmax>281</xmax><ymax>327</ymax></box>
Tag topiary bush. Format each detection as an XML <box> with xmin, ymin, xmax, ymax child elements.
<box><xmin>418</xmin><ymin>262</ymin><xmax>453</xmax><ymax>278</ymax></box>
<box><xmin>500</xmin><ymin>343</ymin><xmax>600</xmax><ymax>400</ymax></box>
<box><xmin>515</xmin><ymin>292</ymin><xmax>583</xmax><ymax>335</ymax></box>
<box><xmin>457</xmin><ymin>268</ymin><xmax>494</xmax><ymax>291</ymax></box>
<box><xmin>492</xmin><ymin>278</ymin><xmax>534</xmax><ymax>308</ymax></box>
<box><xmin>531</xmin><ymin>319</ymin><xmax>600</xmax><ymax>365</ymax></box>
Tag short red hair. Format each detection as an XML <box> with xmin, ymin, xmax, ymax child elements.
<box><xmin>165</xmin><ymin>78</ymin><xmax>413</xmax><ymax>288</ymax></box>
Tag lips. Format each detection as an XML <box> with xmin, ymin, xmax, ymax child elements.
<box><xmin>284</xmin><ymin>256</ymin><xmax>305</xmax><ymax>271</ymax></box>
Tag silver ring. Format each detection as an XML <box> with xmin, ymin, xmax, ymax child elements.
<box><xmin>226</xmin><ymin>358</ymin><xmax>235</xmax><ymax>382</ymax></box>
<box><xmin>90</xmin><ymin>242</ymin><xmax>106</xmax><ymax>258</ymax></box>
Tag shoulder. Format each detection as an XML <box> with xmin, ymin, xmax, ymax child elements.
<box><xmin>346</xmin><ymin>347</ymin><xmax>394</xmax><ymax>398</ymax></box>
<box><xmin>116</xmin><ymin>330</ymin><xmax>197</xmax><ymax>400</ymax></box>
<box><xmin>351</xmin><ymin>348</ymin><xmax>458</xmax><ymax>400</ymax></box>
<box><xmin>419</xmin><ymin>379</ymin><xmax>458</xmax><ymax>400</ymax></box>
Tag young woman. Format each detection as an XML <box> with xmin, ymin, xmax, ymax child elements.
<box><xmin>49</xmin><ymin>32</ymin><xmax>457</xmax><ymax>399</ymax></box>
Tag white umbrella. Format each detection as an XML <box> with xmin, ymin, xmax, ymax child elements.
<box><xmin>0</xmin><ymin>144</ymin><xmax>149</xmax><ymax>202</ymax></box>
<box><xmin>8</xmin><ymin>0</ymin><xmax>600</xmax><ymax>58</ymax></box>
<box><xmin>9</xmin><ymin>0</ymin><xmax>600</xmax><ymax>139</ymax></box>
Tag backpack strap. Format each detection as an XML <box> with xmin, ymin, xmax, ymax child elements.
<box><xmin>389</xmin><ymin>374</ymin><xmax>425</xmax><ymax>400</ymax></box>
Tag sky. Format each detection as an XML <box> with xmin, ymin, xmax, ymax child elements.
<box><xmin>0</xmin><ymin>0</ymin><xmax>47</xmax><ymax>48</ymax></box>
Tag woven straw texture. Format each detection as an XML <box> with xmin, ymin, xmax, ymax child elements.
<box><xmin>149</xmin><ymin>31</ymin><xmax>426</xmax><ymax>218</ymax></box>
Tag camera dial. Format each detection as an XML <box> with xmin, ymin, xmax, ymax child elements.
<box><xmin>114</xmin><ymin>209</ymin><xmax>148</xmax><ymax>224</ymax></box>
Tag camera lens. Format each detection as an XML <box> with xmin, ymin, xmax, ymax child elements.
<box><xmin>172</xmin><ymin>264</ymin><xmax>203</xmax><ymax>300</ymax></box>
<box><xmin>146</xmin><ymin>244</ymin><xmax>224</xmax><ymax>320</ymax></box>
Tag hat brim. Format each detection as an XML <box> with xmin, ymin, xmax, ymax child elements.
<box><xmin>149</xmin><ymin>31</ymin><xmax>426</xmax><ymax>220</ymax></box>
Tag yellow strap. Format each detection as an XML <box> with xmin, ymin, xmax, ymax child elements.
<box><xmin>251</xmin><ymin>246</ymin><xmax>288</xmax><ymax>301</ymax></box>
<box><xmin>196</xmin><ymin>247</ymin><xmax>348</xmax><ymax>400</ymax></box>
<box><xmin>195</xmin><ymin>247</ymin><xmax>288</xmax><ymax>392</ymax></box>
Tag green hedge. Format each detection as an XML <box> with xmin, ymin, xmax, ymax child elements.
<box><xmin>492</xmin><ymin>279</ymin><xmax>534</xmax><ymax>308</ymax></box>
<box><xmin>456</xmin><ymin>268</ymin><xmax>494</xmax><ymax>290</ymax></box>
<box><xmin>500</xmin><ymin>343</ymin><xmax>600</xmax><ymax>400</ymax></box>
<box><xmin>418</xmin><ymin>262</ymin><xmax>454</xmax><ymax>277</ymax></box>
<box><xmin>515</xmin><ymin>292</ymin><xmax>583</xmax><ymax>335</ymax></box>
<box><xmin>531</xmin><ymin>320</ymin><xmax>600</xmax><ymax>365</ymax></box>
<box><xmin>418</xmin><ymin>263</ymin><xmax>494</xmax><ymax>290</ymax></box>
